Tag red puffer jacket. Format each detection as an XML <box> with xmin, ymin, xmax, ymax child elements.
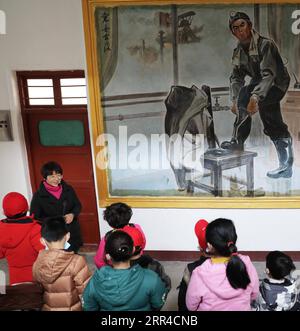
<box><xmin>0</xmin><ymin>217</ymin><xmax>44</xmax><ymax>285</ymax></box>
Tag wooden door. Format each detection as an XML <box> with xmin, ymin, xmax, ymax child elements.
<box><xmin>17</xmin><ymin>71</ymin><xmax>100</xmax><ymax>245</ymax></box>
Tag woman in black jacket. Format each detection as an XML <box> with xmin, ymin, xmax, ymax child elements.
<box><xmin>30</xmin><ymin>161</ymin><xmax>83</xmax><ymax>252</ymax></box>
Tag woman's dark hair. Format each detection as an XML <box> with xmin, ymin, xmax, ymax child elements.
<box><xmin>206</xmin><ymin>218</ymin><xmax>251</xmax><ymax>290</ymax></box>
<box><xmin>105</xmin><ymin>230</ymin><xmax>134</xmax><ymax>262</ymax></box>
<box><xmin>266</xmin><ymin>251</ymin><xmax>295</xmax><ymax>280</ymax></box>
<box><xmin>41</xmin><ymin>216</ymin><xmax>68</xmax><ymax>242</ymax></box>
<box><xmin>103</xmin><ymin>203</ymin><xmax>133</xmax><ymax>228</ymax></box>
<box><xmin>41</xmin><ymin>161</ymin><xmax>63</xmax><ymax>179</ymax></box>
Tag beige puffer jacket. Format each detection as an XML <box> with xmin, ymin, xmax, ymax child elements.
<box><xmin>33</xmin><ymin>249</ymin><xmax>91</xmax><ymax>311</ymax></box>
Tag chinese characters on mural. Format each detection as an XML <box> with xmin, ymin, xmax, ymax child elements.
<box><xmin>101</xmin><ymin>11</ymin><xmax>111</xmax><ymax>53</ymax></box>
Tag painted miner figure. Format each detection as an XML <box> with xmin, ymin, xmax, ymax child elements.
<box><xmin>221</xmin><ymin>12</ymin><xmax>293</xmax><ymax>178</ymax></box>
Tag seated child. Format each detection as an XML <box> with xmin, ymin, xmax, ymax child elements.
<box><xmin>83</xmin><ymin>230</ymin><xmax>167</xmax><ymax>311</ymax></box>
<box><xmin>178</xmin><ymin>219</ymin><xmax>210</xmax><ymax>311</ymax></box>
<box><xmin>33</xmin><ymin>217</ymin><xmax>91</xmax><ymax>311</ymax></box>
<box><xmin>121</xmin><ymin>225</ymin><xmax>172</xmax><ymax>297</ymax></box>
<box><xmin>186</xmin><ymin>218</ymin><xmax>259</xmax><ymax>311</ymax></box>
<box><xmin>254</xmin><ymin>251</ymin><xmax>300</xmax><ymax>311</ymax></box>
<box><xmin>0</xmin><ymin>192</ymin><xmax>44</xmax><ymax>285</ymax></box>
<box><xmin>94</xmin><ymin>202</ymin><xmax>146</xmax><ymax>268</ymax></box>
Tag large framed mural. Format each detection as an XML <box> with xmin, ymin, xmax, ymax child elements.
<box><xmin>82</xmin><ymin>0</ymin><xmax>300</xmax><ymax>208</ymax></box>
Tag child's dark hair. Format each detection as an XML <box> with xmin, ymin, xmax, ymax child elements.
<box><xmin>41</xmin><ymin>161</ymin><xmax>63</xmax><ymax>179</ymax></box>
<box><xmin>105</xmin><ymin>230</ymin><xmax>134</xmax><ymax>262</ymax></box>
<box><xmin>41</xmin><ymin>217</ymin><xmax>68</xmax><ymax>242</ymax></box>
<box><xmin>206</xmin><ymin>218</ymin><xmax>251</xmax><ymax>290</ymax></box>
<box><xmin>103</xmin><ymin>203</ymin><xmax>133</xmax><ymax>228</ymax></box>
<box><xmin>132</xmin><ymin>246</ymin><xmax>142</xmax><ymax>256</ymax></box>
<box><xmin>266</xmin><ymin>251</ymin><xmax>295</xmax><ymax>280</ymax></box>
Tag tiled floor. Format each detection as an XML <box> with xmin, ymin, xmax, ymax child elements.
<box><xmin>1</xmin><ymin>256</ymin><xmax>300</xmax><ymax>311</ymax></box>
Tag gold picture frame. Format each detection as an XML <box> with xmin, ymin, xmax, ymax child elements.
<box><xmin>82</xmin><ymin>0</ymin><xmax>300</xmax><ymax>208</ymax></box>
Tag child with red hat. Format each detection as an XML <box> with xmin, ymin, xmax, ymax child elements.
<box><xmin>121</xmin><ymin>225</ymin><xmax>172</xmax><ymax>300</ymax></box>
<box><xmin>177</xmin><ymin>219</ymin><xmax>210</xmax><ymax>311</ymax></box>
<box><xmin>0</xmin><ymin>192</ymin><xmax>44</xmax><ymax>285</ymax></box>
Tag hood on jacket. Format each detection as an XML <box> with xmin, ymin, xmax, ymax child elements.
<box><xmin>0</xmin><ymin>218</ymin><xmax>36</xmax><ymax>249</ymax></box>
<box><xmin>90</xmin><ymin>265</ymin><xmax>146</xmax><ymax>307</ymax></box>
<box><xmin>260</xmin><ymin>278</ymin><xmax>298</xmax><ymax>310</ymax></box>
<box><xmin>34</xmin><ymin>249</ymin><xmax>75</xmax><ymax>284</ymax></box>
<box><xmin>196</xmin><ymin>256</ymin><xmax>250</xmax><ymax>300</ymax></box>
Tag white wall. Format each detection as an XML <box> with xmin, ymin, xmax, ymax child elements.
<box><xmin>0</xmin><ymin>0</ymin><xmax>299</xmax><ymax>252</ymax></box>
<box><xmin>100</xmin><ymin>207</ymin><xmax>300</xmax><ymax>251</ymax></box>
<box><xmin>0</xmin><ymin>0</ymin><xmax>87</xmax><ymax>209</ymax></box>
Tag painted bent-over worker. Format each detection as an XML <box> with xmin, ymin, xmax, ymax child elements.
<box><xmin>221</xmin><ymin>12</ymin><xmax>293</xmax><ymax>179</ymax></box>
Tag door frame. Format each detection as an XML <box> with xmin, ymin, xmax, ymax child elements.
<box><xmin>16</xmin><ymin>70</ymin><xmax>88</xmax><ymax>192</ymax></box>
<box><xmin>16</xmin><ymin>70</ymin><xmax>101</xmax><ymax>245</ymax></box>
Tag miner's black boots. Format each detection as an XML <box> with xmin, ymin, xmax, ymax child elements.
<box><xmin>220</xmin><ymin>138</ymin><xmax>244</xmax><ymax>151</ymax></box>
<box><xmin>267</xmin><ymin>137</ymin><xmax>294</xmax><ymax>179</ymax></box>
<box><xmin>221</xmin><ymin>113</ymin><xmax>251</xmax><ymax>151</ymax></box>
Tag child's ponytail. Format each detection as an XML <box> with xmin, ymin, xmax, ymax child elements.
<box><xmin>206</xmin><ymin>218</ymin><xmax>251</xmax><ymax>290</ymax></box>
<box><xmin>226</xmin><ymin>242</ymin><xmax>250</xmax><ymax>289</ymax></box>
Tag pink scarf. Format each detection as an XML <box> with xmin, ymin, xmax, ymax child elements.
<box><xmin>43</xmin><ymin>181</ymin><xmax>63</xmax><ymax>200</ymax></box>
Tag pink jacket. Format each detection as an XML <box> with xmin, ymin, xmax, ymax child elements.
<box><xmin>186</xmin><ymin>254</ymin><xmax>259</xmax><ymax>311</ymax></box>
<box><xmin>94</xmin><ymin>223</ymin><xmax>146</xmax><ymax>268</ymax></box>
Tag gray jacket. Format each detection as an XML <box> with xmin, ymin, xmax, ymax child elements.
<box><xmin>253</xmin><ymin>276</ymin><xmax>300</xmax><ymax>311</ymax></box>
<box><xmin>230</xmin><ymin>30</ymin><xmax>290</xmax><ymax>101</ymax></box>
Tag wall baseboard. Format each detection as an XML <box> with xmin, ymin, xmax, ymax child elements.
<box><xmin>80</xmin><ymin>245</ymin><xmax>300</xmax><ymax>261</ymax></box>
